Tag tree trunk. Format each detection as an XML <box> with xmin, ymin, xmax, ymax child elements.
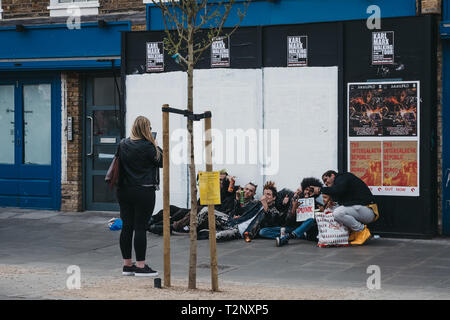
<box><xmin>187</xmin><ymin>34</ymin><xmax>198</xmax><ymax>290</ymax></box>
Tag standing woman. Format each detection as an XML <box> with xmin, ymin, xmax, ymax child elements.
<box><xmin>117</xmin><ymin>116</ymin><xmax>163</xmax><ymax>277</ymax></box>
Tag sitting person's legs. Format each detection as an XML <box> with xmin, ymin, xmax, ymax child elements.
<box><xmin>259</xmin><ymin>227</ymin><xmax>282</xmax><ymax>239</ymax></box>
<box><xmin>333</xmin><ymin>205</ymin><xmax>375</xmax><ymax>232</ymax></box>
<box><xmin>216</xmin><ymin>226</ymin><xmax>240</xmax><ymax>241</ymax></box>
<box><xmin>291</xmin><ymin>218</ymin><xmax>315</xmax><ymax>238</ymax></box>
<box><xmin>197</xmin><ymin>207</ymin><xmax>230</xmax><ymax>231</ymax></box>
<box><xmin>259</xmin><ymin>226</ymin><xmax>295</xmax><ymax>239</ymax></box>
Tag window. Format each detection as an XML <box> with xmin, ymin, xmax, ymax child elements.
<box><xmin>48</xmin><ymin>0</ymin><xmax>100</xmax><ymax>17</ymax></box>
<box><xmin>0</xmin><ymin>0</ymin><xmax>3</xmax><ymax>20</ymax></box>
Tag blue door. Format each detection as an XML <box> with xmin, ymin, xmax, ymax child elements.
<box><xmin>0</xmin><ymin>77</ymin><xmax>61</xmax><ymax>209</ymax></box>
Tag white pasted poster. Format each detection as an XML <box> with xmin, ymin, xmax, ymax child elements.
<box><xmin>211</xmin><ymin>36</ymin><xmax>230</xmax><ymax>68</ymax></box>
<box><xmin>287</xmin><ymin>36</ymin><xmax>308</xmax><ymax>67</ymax></box>
<box><xmin>146</xmin><ymin>42</ymin><xmax>164</xmax><ymax>72</ymax></box>
<box><xmin>372</xmin><ymin>31</ymin><xmax>394</xmax><ymax>65</ymax></box>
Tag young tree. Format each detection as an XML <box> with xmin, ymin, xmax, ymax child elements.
<box><xmin>150</xmin><ymin>0</ymin><xmax>250</xmax><ymax>289</ymax></box>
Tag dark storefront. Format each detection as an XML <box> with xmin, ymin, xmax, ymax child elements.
<box><xmin>123</xmin><ymin>15</ymin><xmax>438</xmax><ymax>238</ymax></box>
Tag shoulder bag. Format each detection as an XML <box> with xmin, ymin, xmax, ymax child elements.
<box><xmin>105</xmin><ymin>143</ymin><xmax>121</xmax><ymax>190</ymax></box>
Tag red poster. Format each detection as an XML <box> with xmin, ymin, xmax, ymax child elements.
<box><xmin>383</xmin><ymin>141</ymin><xmax>418</xmax><ymax>188</ymax></box>
<box><xmin>350</xmin><ymin>141</ymin><xmax>382</xmax><ymax>187</ymax></box>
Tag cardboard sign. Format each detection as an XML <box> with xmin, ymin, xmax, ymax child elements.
<box><xmin>198</xmin><ymin>171</ymin><xmax>221</xmax><ymax>205</ymax></box>
<box><xmin>296</xmin><ymin>198</ymin><xmax>315</xmax><ymax>222</ymax></box>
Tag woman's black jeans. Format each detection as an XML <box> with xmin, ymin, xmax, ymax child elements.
<box><xmin>117</xmin><ymin>185</ymin><xmax>156</xmax><ymax>262</ymax></box>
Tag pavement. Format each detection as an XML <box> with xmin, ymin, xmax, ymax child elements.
<box><xmin>0</xmin><ymin>207</ymin><xmax>450</xmax><ymax>300</ymax></box>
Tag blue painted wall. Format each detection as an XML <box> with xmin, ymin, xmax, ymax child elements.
<box><xmin>0</xmin><ymin>21</ymin><xmax>130</xmax><ymax>209</ymax></box>
<box><xmin>147</xmin><ymin>0</ymin><xmax>417</xmax><ymax>30</ymax></box>
<box><xmin>442</xmin><ymin>0</ymin><xmax>450</xmax><ymax>235</ymax></box>
<box><xmin>444</xmin><ymin>0</ymin><xmax>450</xmax><ymax>20</ymax></box>
<box><xmin>0</xmin><ymin>22</ymin><xmax>130</xmax><ymax>70</ymax></box>
<box><xmin>443</xmin><ymin>42</ymin><xmax>450</xmax><ymax>235</ymax></box>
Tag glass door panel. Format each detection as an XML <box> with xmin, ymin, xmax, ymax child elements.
<box><xmin>23</xmin><ymin>84</ymin><xmax>51</xmax><ymax>165</ymax></box>
<box><xmin>0</xmin><ymin>85</ymin><xmax>15</xmax><ymax>164</ymax></box>
<box><xmin>85</xmin><ymin>76</ymin><xmax>121</xmax><ymax>211</ymax></box>
<box><xmin>93</xmin><ymin>77</ymin><xmax>120</xmax><ymax>106</ymax></box>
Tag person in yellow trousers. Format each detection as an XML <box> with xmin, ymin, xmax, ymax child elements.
<box><xmin>310</xmin><ymin>170</ymin><xmax>379</xmax><ymax>245</ymax></box>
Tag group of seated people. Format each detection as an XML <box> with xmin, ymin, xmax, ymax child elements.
<box><xmin>148</xmin><ymin>168</ymin><xmax>380</xmax><ymax>247</ymax></box>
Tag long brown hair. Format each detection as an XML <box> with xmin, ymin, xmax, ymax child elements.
<box><xmin>130</xmin><ymin>116</ymin><xmax>161</xmax><ymax>160</ymax></box>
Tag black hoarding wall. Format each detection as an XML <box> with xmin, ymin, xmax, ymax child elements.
<box><xmin>261</xmin><ymin>22</ymin><xmax>346</xmax><ymax>175</ymax></box>
<box><xmin>344</xmin><ymin>15</ymin><xmax>438</xmax><ymax>238</ymax></box>
<box><xmin>122</xmin><ymin>15</ymin><xmax>437</xmax><ymax>238</ymax></box>
<box><xmin>262</xmin><ymin>23</ymin><xmax>340</xmax><ymax>67</ymax></box>
<box><xmin>124</xmin><ymin>23</ymin><xmax>343</xmax><ymax>73</ymax></box>
<box><xmin>124</xmin><ymin>27</ymin><xmax>261</xmax><ymax>75</ymax></box>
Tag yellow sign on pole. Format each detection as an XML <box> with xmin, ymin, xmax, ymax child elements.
<box><xmin>198</xmin><ymin>171</ymin><xmax>221</xmax><ymax>205</ymax></box>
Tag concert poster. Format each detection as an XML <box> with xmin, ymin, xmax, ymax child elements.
<box><xmin>349</xmin><ymin>141</ymin><xmax>382</xmax><ymax>187</ymax></box>
<box><xmin>348</xmin><ymin>82</ymin><xmax>418</xmax><ymax>137</ymax></box>
<box><xmin>348</xmin><ymin>81</ymin><xmax>420</xmax><ymax>196</ymax></box>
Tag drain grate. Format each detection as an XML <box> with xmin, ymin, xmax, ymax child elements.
<box><xmin>198</xmin><ymin>263</ymin><xmax>233</xmax><ymax>270</ymax></box>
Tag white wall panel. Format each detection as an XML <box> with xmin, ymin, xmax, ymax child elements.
<box><xmin>193</xmin><ymin>69</ymin><xmax>264</xmax><ymax>197</ymax></box>
<box><xmin>126</xmin><ymin>72</ymin><xmax>188</xmax><ymax>211</ymax></box>
<box><xmin>125</xmin><ymin>67</ymin><xmax>338</xmax><ymax>211</ymax></box>
<box><xmin>263</xmin><ymin>67</ymin><xmax>338</xmax><ymax>191</ymax></box>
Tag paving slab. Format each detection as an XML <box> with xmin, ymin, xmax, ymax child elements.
<box><xmin>0</xmin><ymin>208</ymin><xmax>449</xmax><ymax>300</ymax></box>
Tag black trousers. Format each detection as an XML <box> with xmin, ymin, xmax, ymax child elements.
<box><xmin>117</xmin><ymin>185</ymin><xmax>156</xmax><ymax>261</ymax></box>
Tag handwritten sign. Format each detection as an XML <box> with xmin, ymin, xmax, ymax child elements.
<box><xmin>296</xmin><ymin>198</ymin><xmax>315</xmax><ymax>222</ymax></box>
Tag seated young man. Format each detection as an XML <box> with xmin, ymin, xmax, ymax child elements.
<box><xmin>214</xmin><ymin>181</ymin><xmax>280</xmax><ymax>242</ymax></box>
<box><xmin>258</xmin><ymin>177</ymin><xmax>323</xmax><ymax>247</ymax></box>
<box><xmin>215</xmin><ymin>170</ymin><xmax>239</xmax><ymax>215</ymax></box>
<box><xmin>149</xmin><ymin>170</ymin><xmax>241</xmax><ymax>234</ymax></box>
<box><xmin>231</xmin><ymin>182</ymin><xmax>259</xmax><ymax>218</ymax></box>
<box><xmin>241</xmin><ymin>181</ymin><xmax>284</xmax><ymax>242</ymax></box>
<box><xmin>195</xmin><ymin>181</ymin><xmax>259</xmax><ymax>239</ymax></box>
<box><xmin>310</xmin><ymin>170</ymin><xmax>379</xmax><ymax>245</ymax></box>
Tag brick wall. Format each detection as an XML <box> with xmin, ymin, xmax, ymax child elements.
<box><xmin>1</xmin><ymin>0</ymin><xmax>146</xmax><ymax>19</ymax></box>
<box><xmin>61</xmin><ymin>73</ymin><xmax>83</xmax><ymax>212</ymax></box>
<box><xmin>131</xmin><ymin>24</ymin><xmax>146</xmax><ymax>31</ymax></box>
<box><xmin>100</xmin><ymin>0</ymin><xmax>146</xmax><ymax>14</ymax></box>
<box><xmin>2</xmin><ymin>0</ymin><xmax>49</xmax><ymax>19</ymax></box>
<box><xmin>421</xmin><ymin>0</ymin><xmax>442</xmax><ymax>14</ymax></box>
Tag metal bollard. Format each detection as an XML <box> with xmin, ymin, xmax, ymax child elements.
<box><xmin>154</xmin><ymin>277</ymin><xmax>162</xmax><ymax>289</ymax></box>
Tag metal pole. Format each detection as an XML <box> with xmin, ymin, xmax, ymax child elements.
<box><xmin>162</xmin><ymin>104</ymin><xmax>171</xmax><ymax>287</ymax></box>
<box><xmin>204</xmin><ymin>114</ymin><xmax>219</xmax><ymax>292</ymax></box>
